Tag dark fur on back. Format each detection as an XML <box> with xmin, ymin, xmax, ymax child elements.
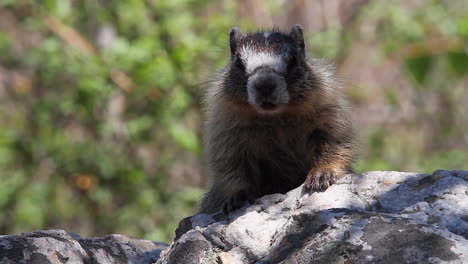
<box><xmin>200</xmin><ymin>25</ymin><xmax>355</xmax><ymax>214</ymax></box>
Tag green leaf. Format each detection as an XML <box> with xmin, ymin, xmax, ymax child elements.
<box><xmin>447</xmin><ymin>51</ymin><xmax>468</xmax><ymax>77</ymax></box>
<box><xmin>168</xmin><ymin>122</ymin><xmax>200</xmax><ymax>153</ymax></box>
<box><xmin>404</xmin><ymin>56</ymin><xmax>433</xmax><ymax>85</ymax></box>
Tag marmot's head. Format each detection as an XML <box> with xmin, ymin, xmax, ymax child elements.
<box><xmin>221</xmin><ymin>25</ymin><xmax>315</xmax><ymax>114</ymax></box>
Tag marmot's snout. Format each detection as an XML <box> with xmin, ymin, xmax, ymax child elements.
<box><xmin>247</xmin><ymin>71</ymin><xmax>289</xmax><ymax>112</ymax></box>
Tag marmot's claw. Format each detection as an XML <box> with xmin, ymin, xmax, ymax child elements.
<box><xmin>303</xmin><ymin>168</ymin><xmax>339</xmax><ymax>192</ymax></box>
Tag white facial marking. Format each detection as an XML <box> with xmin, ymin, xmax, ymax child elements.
<box><xmin>240</xmin><ymin>46</ymin><xmax>287</xmax><ymax>74</ymax></box>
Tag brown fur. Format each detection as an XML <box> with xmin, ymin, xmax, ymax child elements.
<box><xmin>199</xmin><ymin>29</ymin><xmax>355</xmax><ymax>214</ymax></box>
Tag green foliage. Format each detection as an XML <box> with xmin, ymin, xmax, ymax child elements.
<box><xmin>0</xmin><ymin>0</ymin><xmax>234</xmax><ymax>241</ymax></box>
<box><xmin>405</xmin><ymin>56</ymin><xmax>433</xmax><ymax>85</ymax></box>
<box><xmin>357</xmin><ymin>0</ymin><xmax>468</xmax><ymax>173</ymax></box>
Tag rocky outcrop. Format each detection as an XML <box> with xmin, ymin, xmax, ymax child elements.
<box><xmin>1</xmin><ymin>170</ymin><xmax>467</xmax><ymax>264</ymax></box>
<box><xmin>0</xmin><ymin>230</ymin><xmax>167</xmax><ymax>264</ymax></box>
<box><xmin>159</xmin><ymin>170</ymin><xmax>468</xmax><ymax>264</ymax></box>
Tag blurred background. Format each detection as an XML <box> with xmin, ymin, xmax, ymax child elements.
<box><xmin>0</xmin><ymin>0</ymin><xmax>467</xmax><ymax>242</ymax></box>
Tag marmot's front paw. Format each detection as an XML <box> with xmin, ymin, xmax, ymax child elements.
<box><xmin>223</xmin><ymin>190</ymin><xmax>255</xmax><ymax>214</ymax></box>
<box><xmin>303</xmin><ymin>167</ymin><xmax>341</xmax><ymax>192</ymax></box>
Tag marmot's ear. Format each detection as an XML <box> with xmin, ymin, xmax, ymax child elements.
<box><xmin>229</xmin><ymin>27</ymin><xmax>242</xmax><ymax>59</ymax></box>
<box><xmin>290</xmin><ymin>24</ymin><xmax>305</xmax><ymax>56</ymax></box>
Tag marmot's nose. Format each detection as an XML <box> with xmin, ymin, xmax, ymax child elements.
<box><xmin>252</xmin><ymin>75</ymin><xmax>277</xmax><ymax>97</ymax></box>
<box><xmin>247</xmin><ymin>70</ymin><xmax>288</xmax><ymax>112</ymax></box>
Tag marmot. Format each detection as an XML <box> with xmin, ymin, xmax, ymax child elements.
<box><xmin>200</xmin><ymin>25</ymin><xmax>355</xmax><ymax>214</ymax></box>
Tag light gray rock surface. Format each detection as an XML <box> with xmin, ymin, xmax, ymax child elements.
<box><xmin>158</xmin><ymin>170</ymin><xmax>468</xmax><ymax>264</ymax></box>
<box><xmin>0</xmin><ymin>230</ymin><xmax>167</xmax><ymax>264</ymax></box>
<box><xmin>1</xmin><ymin>170</ymin><xmax>467</xmax><ymax>264</ymax></box>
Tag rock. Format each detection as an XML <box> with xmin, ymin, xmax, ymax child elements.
<box><xmin>0</xmin><ymin>229</ymin><xmax>167</xmax><ymax>264</ymax></box>
<box><xmin>158</xmin><ymin>170</ymin><xmax>468</xmax><ymax>264</ymax></box>
<box><xmin>1</xmin><ymin>170</ymin><xmax>467</xmax><ymax>264</ymax></box>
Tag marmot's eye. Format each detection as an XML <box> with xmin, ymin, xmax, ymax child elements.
<box><xmin>234</xmin><ymin>57</ymin><xmax>245</xmax><ymax>70</ymax></box>
<box><xmin>288</xmin><ymin>54</ymin><xmax>297</xmax><ymax>71</ymax></box>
